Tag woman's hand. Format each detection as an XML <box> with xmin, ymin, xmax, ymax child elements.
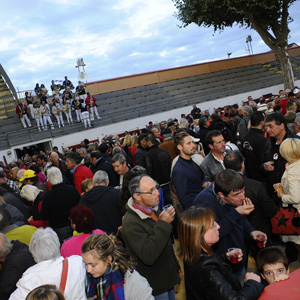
<box><xmin>273</xmin><ymin>183</ymin><xmax>284</xmax><ymax>198</ymax></box>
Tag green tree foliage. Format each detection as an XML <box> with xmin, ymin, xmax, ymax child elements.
<box><xmin>172</xmin><ymin>0</ymin><xmax>297</xmax><ymax>89</ymax></box>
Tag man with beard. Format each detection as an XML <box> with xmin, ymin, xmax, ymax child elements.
<box><xmin>172</xmin><ymin>131</ymin><xmax>204</xmax><ymax>210</ymax></box>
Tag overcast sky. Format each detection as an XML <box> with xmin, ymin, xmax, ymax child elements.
<box><xmin>1</xmin><ymin>0</ymin><xmax>300</xmax><ymax>93</ymax></box>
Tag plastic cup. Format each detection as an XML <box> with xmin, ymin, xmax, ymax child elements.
<box><xmin>163</xmin><ymin>204</ymin><xmax>173</xmax><ymax>211</ymax></box>
<box><xmin>227</xmin><ymin>248</ymin><xmax>241</xmax><ymax>263</ymax></box>
<box><xmin>256</xmin><ymin>234</ymin><xmax>265</xmax><ymax>248</ymax></box>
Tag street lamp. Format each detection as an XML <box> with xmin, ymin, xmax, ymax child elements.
<box><xmin>246</xmin><ymin>35</ymin><xmax>253</xmax><ymax>55</ymax></box>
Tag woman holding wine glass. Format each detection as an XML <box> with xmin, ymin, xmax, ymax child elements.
<box><xmin>178</xmin><ymin>206</ymin><xmax>264</xmax><ymax>300</ymax></box>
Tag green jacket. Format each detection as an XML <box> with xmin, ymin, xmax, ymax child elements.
<box><xmin>122</xmin><ymin>198</ymin><xmax>180</xmax><ymax>296</ymax></box>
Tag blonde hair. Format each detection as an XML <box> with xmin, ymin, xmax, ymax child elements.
<box><xmin>280</xmin><ymin>138</ymin><xmax>300</xmax><ymax>163</ymax></box>
<box><xmin>130</xmin><ymin>135</ymin><xmax>138</xmax><ymax>146</ymax></box>
<box><xmin>122</xmin><ymin>135</ymin><xmax>132</xmax><ymax>147</ymax></box>
<box><xmin>81</xmin><ymin>178</ymin><xmax>93</xmax><ymax>193</ymax></box>
<box><xmin>81</xmin><ymin>234</ymin><xmax>135</xmax><ymax>274</ymax></box>
<box><xmin>178</xmin><ymin>207</ymin><xmax>215</xmax><ymax>265</ymax></box>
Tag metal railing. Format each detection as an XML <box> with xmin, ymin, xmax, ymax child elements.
<box><xmin>0</xmin><ymin>64</ymin><xmax>18</xmax><ymax>101</ymax></box>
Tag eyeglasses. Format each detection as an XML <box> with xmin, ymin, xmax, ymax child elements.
<box><xmin>137</xmin><ymin>183</ymin><xmax>160</xmax><ymax>195</ymax></box>
<box><xmin>210</xmin><ymin>222</ymin><xmax>218</xmax><ymax>230</ymax></box>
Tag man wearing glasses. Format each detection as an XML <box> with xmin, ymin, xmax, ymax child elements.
<box><xmin>122</xmin><ymin>175</ymin><xmax>180</xmax><ymax>300</ymax></box>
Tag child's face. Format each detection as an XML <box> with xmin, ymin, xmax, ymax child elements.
<box><xmin>261</xmin><ymin>262</ymin><xmax>289</xmax><ymax>284</ymax></box>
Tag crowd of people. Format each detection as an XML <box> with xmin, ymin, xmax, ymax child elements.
<box><xmin>16</xmin><ymin>76</ymin><xmax>101</xmax><ymax>131</ymax></box>
<box><xmin>1</xmin><ymin>86</ymin><xmax>300</xmax><ymax>299</ymax></box>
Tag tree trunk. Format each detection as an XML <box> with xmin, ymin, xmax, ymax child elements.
<box><xmin>274</xmin><ymin>46</ymin><xmax>295</xmax><ymax>90</ymax></box>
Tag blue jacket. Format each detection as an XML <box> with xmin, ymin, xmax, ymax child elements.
<box><xmin>194</xmin><ymin>185</ymin><xmax>254</xmax><ymax>269</ymax></box>
<box><xmin>172</xmin><ymin>156</ymin><xmax>204</xmax><ymax>210</ymax></box>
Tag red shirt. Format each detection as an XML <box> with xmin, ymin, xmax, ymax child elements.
<box><xmin>279</xmin><ymin>98</ymin><xmax>288</xmax><ymax>115</ymax></box>
<box><xmin>73</xmin><ymin>164</ymin><xmax>93</xmax><ymax>194</ymax></box>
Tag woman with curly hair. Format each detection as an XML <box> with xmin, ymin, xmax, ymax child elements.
<box><xmin>81</xmin><ymin>234</ymin><xmax>154</xmax><ymax>300</ymax></box>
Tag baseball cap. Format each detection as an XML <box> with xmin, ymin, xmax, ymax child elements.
<box><xmin>19</xmin><ymin>170</ymin><xmax>36</xmax><ymax>182</ymax></box>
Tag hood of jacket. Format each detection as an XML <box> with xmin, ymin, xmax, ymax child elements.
<box><xmin>81</xmin><ymin>185</ymin><xmax>115</xmax><ymax>204</ymax></box>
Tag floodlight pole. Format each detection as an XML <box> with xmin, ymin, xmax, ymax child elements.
<box><xmin>246</xmin><ymin>36</ymin><xmax>253</xmax><ymax>55</ymax></box>
<box><xmin>75</xmin><ymin>58</ymin><xmax>86</xmax><ymax>73</ymax></box>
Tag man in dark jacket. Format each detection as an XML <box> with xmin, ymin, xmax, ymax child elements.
<box><xmin>41</xmin><ymin>167</ymin><xmax>80</xmax><ymax>244</ymax></box>
<box><xmin>242</xmin><ymin>111</ymin><xmax>270</xmax><ymax>184</ymax></box>
<box><xmin>134</xmin><ymin>133</ymin><xmax>147</xmax><ymax>168</ymax></box>
<box><xmin>80</xmin><ymin>170</ymin><xmax>122</xmax><ymax>234</ymax></box>
<box><xmin>198</xmin><ymin>117</ymin><xmax>211</xmax><ymax>155</ymax></box>
<box><xmin>224</xmin><ymin>150</ymin><xmax>278</xmax><ymax>258</ymax></box>
<box><xmin>90</xmin><ymin>151</ymin><xmax>118</xmax><ymax>187</ymax></box>
<box><xmin>191</xmin><ymin>104</ymin><xmax>201</xmax><ymax>119</ymax></box>
<box><xmin>172</xmin><ymin>131</ymin><xmax>204</xmax><ymax>210</ymax></box>
<box><xmin>194</xmin><ymin>169</ymin><xmax>267</xmax><ymax>283</ymax></box>
<box><xmin>0</xmin><ymin>233</ymin><xmax>35</xmax><ymax>299</ymax></box>
<box><xmin>145</xmin><ymin>133</ymin><xmax>172</xmax><ymax>205</ymax></box>
<box><xmin>263</xmin><ymin>113</ymin><xmax>299</xmax><ymax>204</ymax></box>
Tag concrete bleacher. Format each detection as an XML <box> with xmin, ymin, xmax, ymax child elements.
<box><xmin>1</xmin><ymin>48</ymin><xmax>300</xmax><ymax>151</ymax></box>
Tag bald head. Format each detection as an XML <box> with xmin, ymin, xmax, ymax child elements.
<box><xmin>9</xmin><ymin>167</ymin><xmax>19</xmax><ymax>180</ymax></box>
<box><xmin>50</xmin><ymin>152</ymin><xmax>59</xmax><ymax>165</ymax></box>
<box><xmin>152</xmin><ymin>128</ymin><xmax>160</xmax><ymax>138</ymax></box>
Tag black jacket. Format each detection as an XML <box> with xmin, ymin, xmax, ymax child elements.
<box><xmin>79</xmin><ymin>185</ymin><xmax>122</xmax><ymax>234</ymax></box>
<box><xmin>41</xmin><ymin>183</ymin><xmax>80</xmax><ymax>228</ymax></box>
<box><xmin>184</xmin><ymin>253</ymin><xmax>264</xmax><ymax>300</ymax></box>
<box><xmin>134</xmin><ymin>146</ymin><xmax>147</xmax><ymax>168</ymax></box>
<box><xmin>244</xmin><ymin>176</ymin><xmax>277</xmax><ymax>237</ymax></box>
<box><xmin>145</xmin><ymin>145</ymin><xmax>171</xmax><ymax>185</ymax></box>
<box><xmin>0</xmin><ymin>240</ymin><xmax>35</xmax><ymax>300</ymax></box>
<box><xmin>92</xmin><ymin>157</ymin><xmax>119</xmax><ymax>187</ymax></box>
<box><xmin>198</xmin><ymin>127</ymin><xmax>211</xmax><ymax>155</ymax></box>
<box><xmin>242</xmin><ymin>128</ymin><xmax>270</xmax><ymax>183</ymax></box>
<box><xmin>2</xmin><ymin>192</ymin><xmax>31</xmax><ymax>219</ymax></box>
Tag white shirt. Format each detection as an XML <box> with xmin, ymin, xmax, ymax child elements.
<box><xmin>9</xmin><ymin>256</ymin><xmax>87</xmax><ymax>300</ymax></box>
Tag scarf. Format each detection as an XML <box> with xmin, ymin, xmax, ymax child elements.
<box><xmin>86</xmin><ymin>266</ymin><xmax>125</xmax><ymax>300</ymax></box>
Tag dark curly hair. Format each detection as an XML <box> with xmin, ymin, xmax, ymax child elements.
<box><xmin>70</xmin><ymin>204</ymin><xmax>95</xmax><ymax>233</ymax></box>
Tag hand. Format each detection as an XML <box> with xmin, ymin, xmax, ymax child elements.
<box><xmin>28</xmin><ymin>216</ymin><xmax>33</xmax><ymax>222</ymax></box>
<box><xmin>202</xmin><ymin>181</ymin><xmax>212</xmax><ymax>189</ymax></box>
<box><xmin>264</xmin><ymin>161</ymin><xmax>274</xmax><ymax>172</ymax></box>
<box><xmin>273</xmin><ymin>183</ymin><xmax>284</xmax><ymax>198</ymax></box>
<box><xmin>235</xmin><ymin>198</ymin><xmax>254</xmax><ymax>215</ymax></box>
<box><xmin>245</xmin><ymin>272</ymin><xmax>261</xmax><ymax>283</ymax></box>
<box><xmin>250</xmin><ymin>231</ymin><xmax>267</xmax><ymax>247</ymax></box>
<box><xmin>159</xmin><ymin>206</ymin><xmax>175</xmax><ymax>224</ymax></box>
<box><xmin>226</xmin><ymin>248</ymin><xmax>243</xmax><ymax>263</ymax></box>
<box><xmin>116</xmin><ymin>226</ymin><xmax>122</xmax><ymax>236</ymax></box>
<box><xmin>178</xmin><ymin>269</ymin><xmax>182</xmax><ymax>278</ymax></box>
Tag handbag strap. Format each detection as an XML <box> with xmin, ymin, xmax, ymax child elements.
<box><xmin>60</xmin><ymin>258</ymin><xmax>69</xmax><ymax>294</ymax></box>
